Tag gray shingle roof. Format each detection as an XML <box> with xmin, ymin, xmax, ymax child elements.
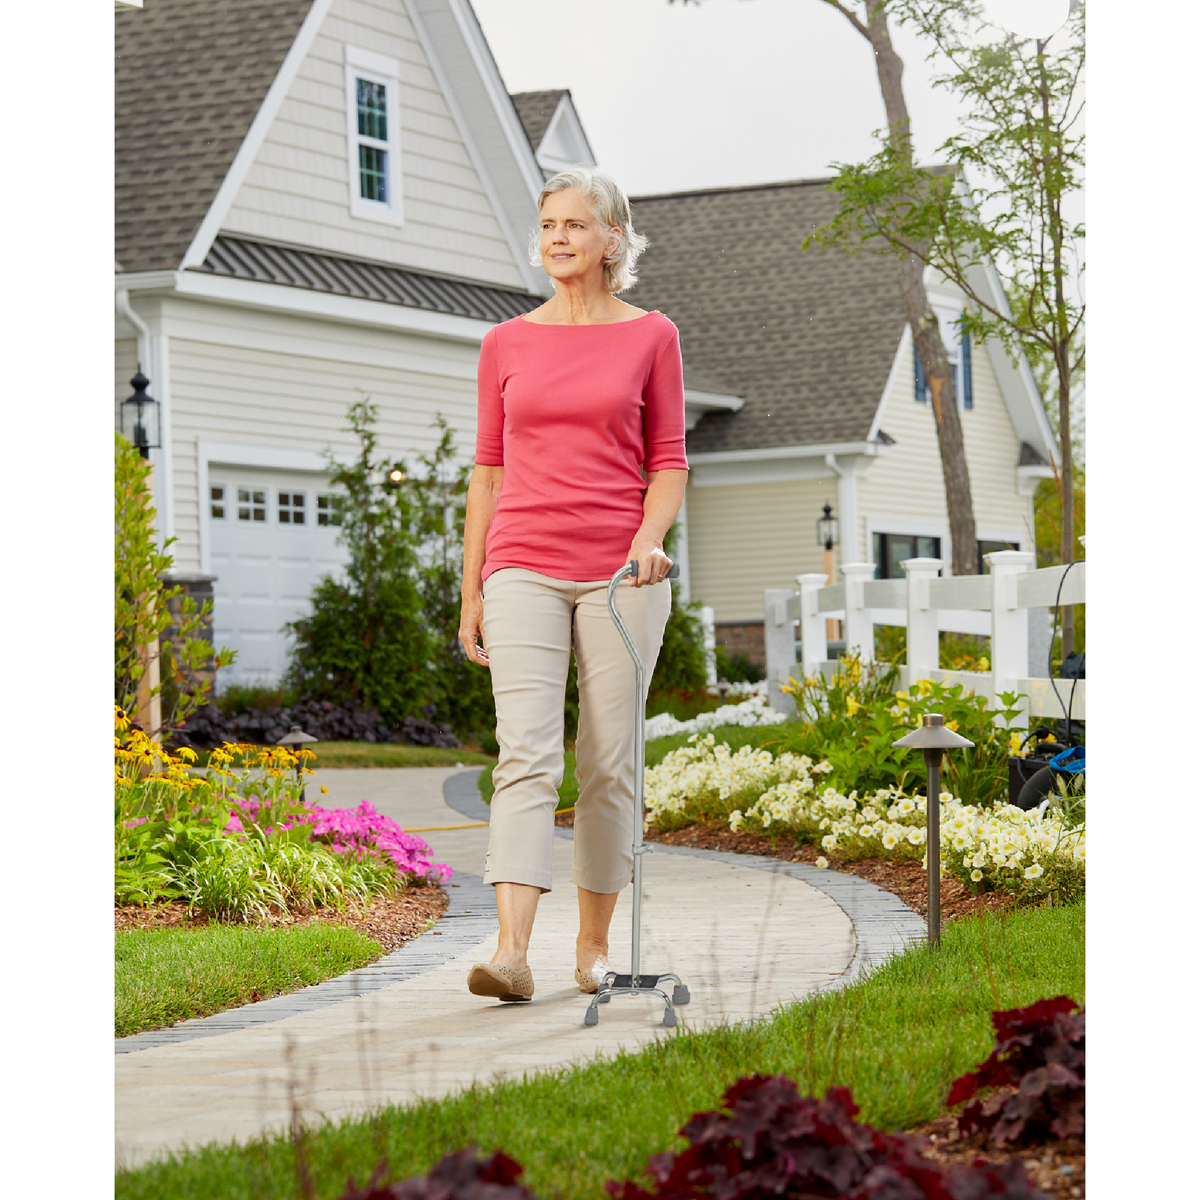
<box><xmin>627</xmin><ymin>179</ymin><xmax>908</xmax><ymax>453</ymax></box>
<box><xmin>509</xmin><ymin>90</ymin><xmax>568</xmax><ymax>154</ymax></box>
<box><xmin>199</xmin><ymin>235</ymin><xmax>541</xmax><ymax>322</ymax></box>
<box><xmin>116</xmin><ymin>0</ymin><xmax>314</xmax><ymax>274</ymax></box>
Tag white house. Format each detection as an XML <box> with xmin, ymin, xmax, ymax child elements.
<box><xmin>115</xmin><ymin>0</ymin><xmax>1056</xmax><ymax>689</ymax></box>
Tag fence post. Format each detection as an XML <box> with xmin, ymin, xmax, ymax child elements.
<box><xmin>699</xmin><ymin>605</ymin><xmax>716</xmax><ymax>686</ymax></box>
<box><xmin>900</xmin><ymin>557</ymin><xmax>944</xmax><ymax>684</ymax></box>
<box><xmin>796</xmin><ymin>572</ymin><xmax>829</xmax><ymax>676</ymax></box>
<box><xmin>840</xmin><ymin>563</ymin><xmax>876</xmax><ymax>662</ymax></box>
<box><xmin>985</xmin><ymin>549</ymin><xmax>1036</xmax><ymax>728</ymax></box>
<box><xmin>763</xmin><ymin>588</ymin><xmax>796</xmax><ymax>715</ymax></box>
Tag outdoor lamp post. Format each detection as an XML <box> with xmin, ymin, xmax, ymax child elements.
<box><xmin>892</xmin><ymin>714</ymin><xmax>974</xmax><ymax>947</ymax></box>
<box><xmin>383</xmin><ymin>463</ymin><xmax>407</xmax><ymax>489</ymax></box>
<box><xmin>121</xmin><ymin>370</ymin><xmax>161</xmax><ymax>460</ymax></box>
<box><xmin>276</xmin><ymin>724</ymin><xmax>318</xmax><ymax>796</ymax></box>
<box><xmin>817</xmin><ymin>502</ymin><xmax>840</xmax><ymax>642</ymax></box>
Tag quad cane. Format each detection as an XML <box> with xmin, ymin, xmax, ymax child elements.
<box><xmin>584</xmin><ymin>559</ymin><xmax>691</xmax><ymax>1028</ymax></box>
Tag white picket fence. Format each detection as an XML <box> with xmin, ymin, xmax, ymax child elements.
<box><xmin>763</xmin><ymin>550</ymin><xmax>1085</xmax><ymax>727</ymax></box>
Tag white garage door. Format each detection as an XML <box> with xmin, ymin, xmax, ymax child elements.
<box><xmin>208</xmin><ymin>467</ymin><xmax>349</xmax><ymax>689</ymax></box>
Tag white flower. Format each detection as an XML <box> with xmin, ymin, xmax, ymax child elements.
<box><xmin>1024</xmin><ymin>863</ymin><xmax>1045</xmax><ymax>880</ymax></box>
<box><xmin>815</xmin><ymin>856</ymin><xmax>829</xmax><ymax>869</ymax></box>
<box><xmin>821</xmin><ymin>834</ymin><xmax>839</xmax><ymax>851</ymax></box>
<box><xmin>882</xmin><ymin>832</ymin><xmax>899</xmax><ymax>850</ymax></box>
<box><xmin>971</xmin><ymin>869</ymin><xmax>984</xmax><ymax>882</ymax></box>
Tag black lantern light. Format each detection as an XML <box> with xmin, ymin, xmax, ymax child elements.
<box><xmin>817</xmin><ymin>502</ymin><xmax>839</xmax><ymax>551</ymax></box>
<box><xmin>121</xmin><ymin>370</ymin><xmax>161</xmax><ymax>460</ymax></box>
<box><xmin>383</xmin><ymin>463</ymin><xmax>407</xmax><ymax>489</ymax></box>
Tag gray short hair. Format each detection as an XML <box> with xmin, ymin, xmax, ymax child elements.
<box><xmin>529</xmin><ymin>167</ymin><xmax>649</xmax><ymax>294</ymax></box>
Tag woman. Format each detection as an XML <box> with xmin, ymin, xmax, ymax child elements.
<box><xmin>457</xmin><ymin>167</ymin><xmax>689</xmax><ymax>1002</ymax></box>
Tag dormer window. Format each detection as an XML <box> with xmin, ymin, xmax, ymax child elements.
<box><xmin>344</xmin><ymin>46</ymin><xmax>402</xmax><ymax>225</ymax></box>
<box><xmin>914</xmin><ymin>305</ymin><xmax>973</xmax><ymax>410</ymax></box>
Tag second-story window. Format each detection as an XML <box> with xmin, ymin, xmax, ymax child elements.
<box><xmin>345</xmin><ymin>46</ymin><xmax>402</xmax><ymax>225</ymax></box>
<box><xmin>914</xmin><ymin>306</ymin><xmax>973</xmax><ymax>410</ymax></box>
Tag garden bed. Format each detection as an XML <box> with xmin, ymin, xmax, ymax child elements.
<box><xmin>115</xmin><ymin>882</ymin><xmax>448</xmax><ymax>956</ymax></box>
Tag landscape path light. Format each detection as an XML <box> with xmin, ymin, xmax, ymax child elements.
<box><xmin>892</xmin><ymin>713</ymin><xmax>974</xmax><ymax>947</ymax></box>
<box><xmin>276</xmin><ymin>724</ymin><xmax>318</xmax><ymax>795</ymax></box>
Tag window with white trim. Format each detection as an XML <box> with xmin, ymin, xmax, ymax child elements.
<box><xmin>210</xmin><ymin>485</ymin><xmax>227</xmax><ymax>520</ymax></box>
<box><xmin>914</xmin><ymin>305</ymin><xmax>973</xmax><ymax>410</ymax></box>
<box><xmin>344</xmin><ymin>45</ymin><xmax>402</xmax><ymax>225</ymax></box>
<box><xmin>237</xmin><ymin>487</ymin><xmax>267</xmax><ymax>523</ymax></box>
<box><xmin>316</xmin><ymin>494</ymin><xmax>343</xmax><ymax>527</ymax></box>
<box><xmin>278</xmin><ymin>491</ymin><xmax>307</xmax><ymax>525</ymax></box>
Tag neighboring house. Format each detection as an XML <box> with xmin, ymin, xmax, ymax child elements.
<box><xmin>623</xmin><ymin>180</ymin><xmax>1057</xmax><ymax>662</ymax></box>
<box><xmin>115</xmin><ymin>0</ymin><xmax>1055</xmax><ymax>691</ymax></box>
<box><xmin>115</xmin><ymin>0</ymin><xmax>556</xmax><ymax>688</ymax></box>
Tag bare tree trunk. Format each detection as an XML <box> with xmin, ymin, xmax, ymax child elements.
<box><xmin>833</xmin><ymin>1</ymin><xmax>979</xmax><ymax>575</ymax></box>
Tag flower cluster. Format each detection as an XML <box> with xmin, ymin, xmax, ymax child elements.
<box><xmin>643</xmin><ymin>733</ymin><xmax>833</xmax><ymax>829</ymax></box>
<box><xmin>304</xmin><ymin>800</ymin><xmax>451</xmax><ymax>883</ymax></box>
<box><xmin>734</xmin><ymin>775</ymin><xmax>1084</xmax><ymax>897</ymax></box>
<box><xmin>645</xmin><ymin>692</ymin><xmax>787</xmax><ymax>743</ymax></box>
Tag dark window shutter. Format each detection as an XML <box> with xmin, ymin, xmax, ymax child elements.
<box><xmin>961</xmin><ymin>330</ymin><xmax>973</xmax><ymax>409</ymax></box>
<box><xmin>914</xmin><ymin>340</ymin><xmax>927</xmax><ymax>402</ymax></box>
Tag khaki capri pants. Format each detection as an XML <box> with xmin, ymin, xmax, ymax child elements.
<box><xmin>481</xmin><ymin>567</ymin><xmax>672</xmax><ymax>894</ymax></box>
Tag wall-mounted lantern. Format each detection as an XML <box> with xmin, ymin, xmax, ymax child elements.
<box><xmin>121</xmin><ymin>370</ymin><xmax>161</xmax><ymax>460</ymax></box>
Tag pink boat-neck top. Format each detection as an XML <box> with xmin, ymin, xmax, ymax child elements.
<box><xmin>475</xmin><ymin>310</ymin><xmax>689</xmax><ymax>583</ymax></box>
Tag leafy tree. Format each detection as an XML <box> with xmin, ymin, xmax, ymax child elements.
<box><xmin>115</xmin><ymin>432</ymin><xmax>235</xmax><ymax>737</ymax></box>
<box><xmin>674</xmin><ymin>0</ymin><xmax>980</xmax><ymax>575</ymax></box>
<box><xmin>286</xmin><ymin>403</ymin><xmax>497</xmax><ymax>740</ymax></box>
<box><xmin>810</xmin><ymin>0</ymin><xmax>1085</xmax><ymax>650</ymax></box>
<box><xmin>285</xmin><ymin>400</ymin><xmax>433</xmax><ymax>726</ymax></box>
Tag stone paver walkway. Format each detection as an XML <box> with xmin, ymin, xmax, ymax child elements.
<box><xmin>115</xmin><ymin>767</ymin><xmax>923</xmax><ymax>1171</ymax></box>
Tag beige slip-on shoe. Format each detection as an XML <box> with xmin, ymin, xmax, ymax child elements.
<box><xmin>468</xmin><ymin>962</ymin><xmax>534</xmax><ymax>1002</ymax></box>
<box><xmin>574</xmin><ymin>962</ymin><xmax>611</xmax><ymax>994</ymax></box>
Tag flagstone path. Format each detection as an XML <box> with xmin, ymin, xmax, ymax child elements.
<box><xmin>114</xmin><ymin>767</ymin><xmax>924</xmax><ymax>1171</ymax></box>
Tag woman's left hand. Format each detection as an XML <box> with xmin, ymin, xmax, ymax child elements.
<box><xmin>625</xmin><ymin>538</ymin><xmax>673</xmax><ymax>587</ymax></box>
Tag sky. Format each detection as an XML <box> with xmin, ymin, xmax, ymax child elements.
<box><xmin>471</xmin><ymin>0</ymin><xmax>974</xmax><ymax>197</ymax></box>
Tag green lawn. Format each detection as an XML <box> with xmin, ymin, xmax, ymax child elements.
<box><xmin>475</xmin><ymin>724</ymin><xmax>788</xmax><ymax>810</ymax></box>
<box><xmin>115</xmin><ymin>923</ymin><xmax>387</xmax><ymax>1038</ymax></box>
<box><xmin>114</xmin><ymin>900</ymin><xmax>1083</xmax><ymax>1200</ymax></box>
<box><xmin>191</xmin><ymin>742</ymin><xmax>497</xmax><ymax>770</ymax></box>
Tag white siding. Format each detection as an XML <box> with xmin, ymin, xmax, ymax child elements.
<box><xmin>160</xmin><ymin>295</ymin><xmax>482</xmax><ymax>574</ymax></box>
<box><xmin>221</xmin><ymin>0</ymin><xmax>526</xmax><ymax>287</ymax></box>
<box><xmin>857</xmin><ymin>328</ymin><xmax>1035</xmax><ymax>564</ymax></box>
<box><xmin>687</xmin><ymin>476</ymin><xmax>842</xmax><ymax>622</ymax></box>
<box><xmin>115</xmin><ymin>338</ymin><xmax>138</xmax><ymax>432</ymax></box>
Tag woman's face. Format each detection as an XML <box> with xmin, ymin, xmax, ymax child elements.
<box><xmin>538</xmin><ymin>190</ymin><xmax>620</xmax><ymax>287</ymax></box>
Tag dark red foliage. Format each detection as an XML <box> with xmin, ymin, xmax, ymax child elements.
<box><xmin>946</xmin><ymin>996</ymin><xmax>1085</xmax><ymax>1146</ymax></box>
<box><xmin>335</xmin><ymin>1148</ymin><xmax>537</xmax><ymax>1200</ymax></box>
<box><xmin>605</xmin><ymin>1074</ymin><xmax>1047</xmax><ymax>1200</ymax></box>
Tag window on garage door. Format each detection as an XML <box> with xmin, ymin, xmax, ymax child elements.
<box><xmin>238</xmin><ymin>487</ymin><xmax>267</xmax><ymax>522</ymax></box>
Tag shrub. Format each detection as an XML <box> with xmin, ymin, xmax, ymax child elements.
<box><xmin>337</xmin><ymin>1148</ymin><xmax>536</xmax><ymax>1199</ymax></box>
<box><xmin>115</xmin><ymin>432</ymin><xmax>235</xmax><ymax>737</ymax></box>
<box><xmin>714</xmin><ymin>645</ymin><xmax>764</xmax><ymax>684</ymax></box>
<box><xmin>606</xmin><ymin>1074</ymin><xmax>1045</xmax><ymax>1200</ymax></box>
<box><xmin>780</xmin><ymin>658</ymin><xmax>1024</xmax><ymax>809</ymax></box>
<box><xmin>947</xmin><ymin>996</ymin><xmax>1085</xmax><ymax>1145</ymax></box>
<box><xmin>285</xmin><ymin>404</ymin><xmax>493</xmax><ymax>741</ymax></box>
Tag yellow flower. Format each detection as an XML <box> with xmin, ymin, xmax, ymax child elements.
<box><xmin>176</xmin><ymin>747</ymin><xmax>198</xmax><ymax>763</ymax></box>
<box><xmin>846</xmin><ymin>696</ymin><xmax>861</xmax><ymax>716</ymax></box>
<box><xmin>979</xmin><ymin>656</ymin><xmax>990</xmax><ymax>671</ymax></box>
<box><xmin>320</xmin><ymin>785</ymin><xmax>329</xmax><ymax>794</ymax></box>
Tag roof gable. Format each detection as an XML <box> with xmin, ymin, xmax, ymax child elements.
<box><xmin>627</xmin><ymin>179</ymin><xmax>907</xmax><ymax>453</ymax></box>
<box><xmin>115</xmin><ymin>0</ymin><xmax>315</xmax><ymax>274</ymax></box>
<box><xmin>511</xmin><ymin>89</ymin><xmax>596</xmax><ymax>177</ymax></box>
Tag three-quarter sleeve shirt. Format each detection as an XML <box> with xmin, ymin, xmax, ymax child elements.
<box><xmin>475</xmin><ymin>310</ymin><xmax>689</xmax><ymax>583</ymax></box>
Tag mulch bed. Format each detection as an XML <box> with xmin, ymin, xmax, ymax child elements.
<box><xmin>555</xmin><ymin>810</ymin><xmax>1014</xmax><ymax>923</ymax></box>
<box><xmin>114</xmin><ymin>884</ymin><xmax>449</xmax><ymax>955</ymax></box>
<box><xmin>908</xmin><ymin>1113</ymin><xmax>1084</xmax><ymax>1198</ymax></box>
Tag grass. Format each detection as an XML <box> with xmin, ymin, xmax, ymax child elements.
<box><xmin>114</xmin><ymin>900</ymin><xmax>1083</xmax><ymax>1199</ymax></box>
<box><xmin>115</xmin><ymin>923</ymin><xmax>387</xmax><ymax>1038</ymax></box>
<box><xmin>475</xmin><ymin>724</ymin><xmax>789</xmax><ymax>810</ymax></box>
<box><xmin>190</xmin><ymin>742</ymin><xmax>496</xmax><ymax>770</ymax></box>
